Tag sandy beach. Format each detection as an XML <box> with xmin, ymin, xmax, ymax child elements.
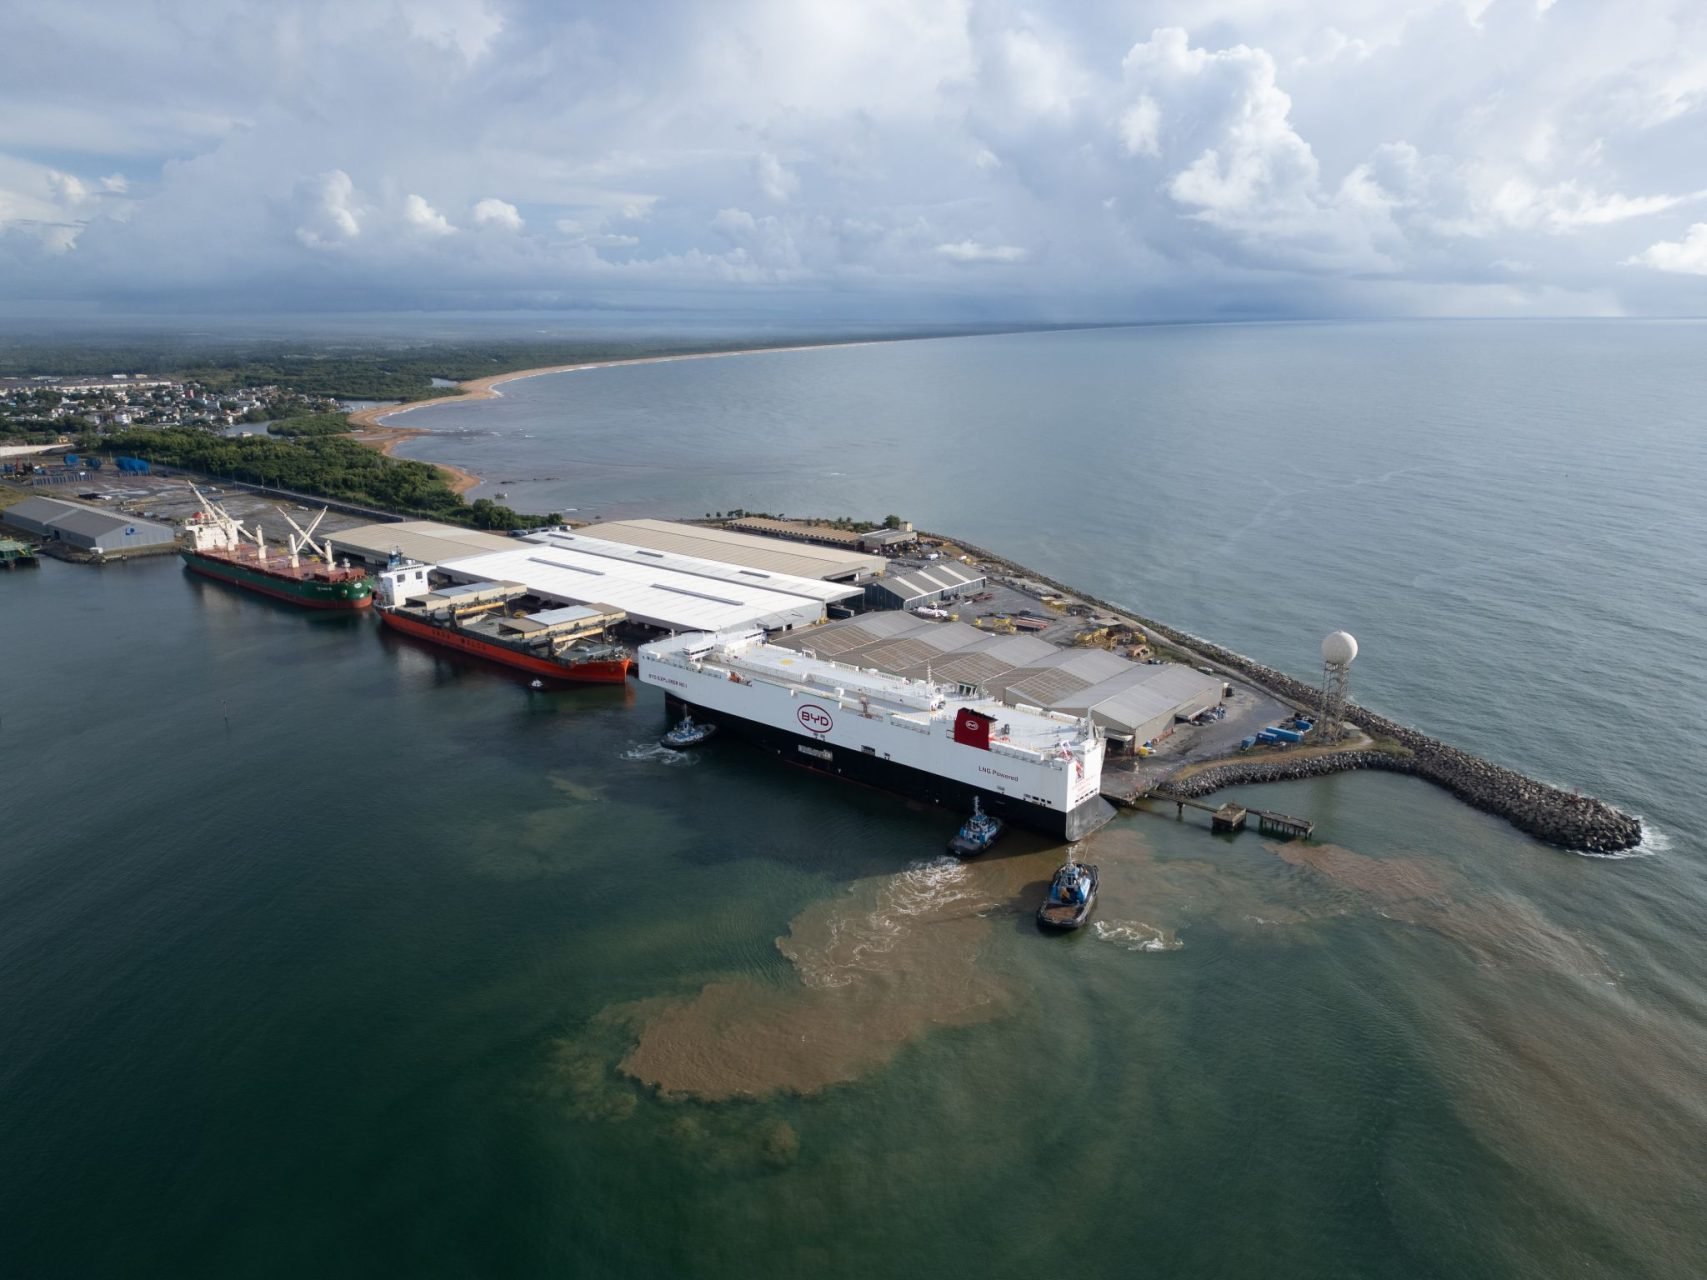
<box><xmin>345</xmin><ymin>340</ymin><xmax>881</xmax><ymax>495</ymax></box>
<box><xmin>346</xmin><ymin>420</ymin><xmax>484</xmax><ymax>494</ymax></box>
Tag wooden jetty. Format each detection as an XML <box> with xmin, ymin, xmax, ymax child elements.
<box><xmin>1152</xmin><ymin>791</ymin><xmax>1315</xmax><ymax>841</ymax></box>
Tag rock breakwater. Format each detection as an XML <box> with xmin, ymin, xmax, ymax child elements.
<box><xmin>1165</xmin><ymin>750</ymin><xmax>1640</xmax><ymax>854</ymax></box>
<box><xmin>933</xmin><ymin>533</ymin><xmax>1644</xmax><ymax>854</ymax></box>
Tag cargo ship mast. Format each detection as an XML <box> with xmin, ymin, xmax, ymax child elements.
<box><xmin>186</xmin><ymin>484</ymin><xmax>268</xmax><ymax>561</ymax></box>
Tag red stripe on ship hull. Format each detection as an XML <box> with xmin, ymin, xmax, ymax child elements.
<box><xmin>184</xmin><ymin>558</ymin><xmax>372</xmax><ymax>610</ymax></box>
<box><xmin>379</xmin><ymin>610</ymin><xmax>631</xmax><ymax>684</ymax></box>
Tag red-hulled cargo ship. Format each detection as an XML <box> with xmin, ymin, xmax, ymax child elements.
<box><xmin>376</xmin><ymin>569</ymin><xmax>630</xmax><ymax>684</ymax></box>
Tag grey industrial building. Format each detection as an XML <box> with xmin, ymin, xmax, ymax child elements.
<box><xmin>580</xmin><ymin>519</ymin><xmax>884</xmax><ymax>582</ymax></box>
<box><xmin>863</xmin><ymin>562</ymin><xmax>985</xmax><ymax>611</ymax></box>
<box><xmin>326</xmin><ymin>520</ymin><xmax>519</xmax><ymax>568</ymax></box>
<box><xmin>773</xmin><ymin>612</ymin><xmax>1223</xmax><ymax>748</ymax></box>
<box><xmin>2</xmin><ymin>496</ymin><xmax>175</xmax><ymax>554</ymax></box>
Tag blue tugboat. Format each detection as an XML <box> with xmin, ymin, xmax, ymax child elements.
<box><xmin>947</xmin><ymin>796</ymin><xmax>1006</xmax><ymax>857</ymax></box>
<box><xmin>661</xmin><ymin>713</ymin><xmax>718</xmax><ymax>750</ymax></box>
<box><xmin>1037</xmin><ymin>855</ymin><xmax>1098</xmax><ymax>930</ymax></box>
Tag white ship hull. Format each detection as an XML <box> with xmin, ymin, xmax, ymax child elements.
<box><xmin>641</xmin><ymin>632</ymin><xmax>1114</xmax><ymax>841</ymax></box>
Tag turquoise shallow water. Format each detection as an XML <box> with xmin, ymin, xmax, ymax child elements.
<box><xmin>4</xmin><ymin>321</ymin><xmax>1707</xmax><ymax>1277</ymax></box>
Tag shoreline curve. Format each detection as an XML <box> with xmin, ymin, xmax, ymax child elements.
<box><xmin>346</xmin><ymin>339</ymin><xmax>886</xmax><ymax>495</ymax></box>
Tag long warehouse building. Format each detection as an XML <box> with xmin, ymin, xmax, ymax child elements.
<box><xmin>579</xmin><ymin>519</ymin><xmax>884</xmax><ymax>582</ymax></box>
<box><xmin>3</xmin><ymin>496</ymin><xmax>176</xmax><ymax>553</ymax></box>
<box><xmin>326</xmin><ymin>520</ymin><xmax>521</xmax><ymax>568</ymax></box>
<box><xmin>435</xmin><ymin>530</ymin><xmax>861</xmax><ymax>633</ymax></box>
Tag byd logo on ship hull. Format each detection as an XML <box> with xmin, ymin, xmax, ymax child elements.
<box><xmin>797</xmin><ymin>703</ymin><xmax>834</xmax><ymax>734</ymax></box>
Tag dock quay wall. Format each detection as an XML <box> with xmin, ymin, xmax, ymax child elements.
<box><xmin>926</xmin><ymin>532</ymin><xmax>1643</xmax><ymax>854</ymax></box>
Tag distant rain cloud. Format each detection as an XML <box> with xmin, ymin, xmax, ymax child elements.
<box><xmin>1</xmin><ymin>0</ymin><xmax>1705</xmax><ymax>317</ymax></box>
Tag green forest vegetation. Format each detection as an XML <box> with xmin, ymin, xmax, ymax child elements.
<box><xmin>0</xmin><ymin>419</ymin><xmax>65</xmax><ymax>444</ymax></box>
<box><xmin>267</xmin><ymin>410</ymin><xmax>355</xmax><ymax>437</ymax></box>
<box><xmin>93</xmin><ymin>427</ymin><xmax>556</xmax><ymax>530</ymax></box>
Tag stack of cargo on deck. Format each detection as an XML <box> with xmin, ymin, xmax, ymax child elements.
<box><xmin>375</xmin><ymin>566</ymin><xmax>630</xmax><ymax>684</ymax></box>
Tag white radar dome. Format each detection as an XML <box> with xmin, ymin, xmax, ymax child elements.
<box><xmin>1321</xmin><ymin>631</ymin><xmax>1359</xmax><ymax>665</ymax></box>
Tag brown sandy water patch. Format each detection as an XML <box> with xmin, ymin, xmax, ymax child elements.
<box><xmin>617</xmin><ymin>856</ymin><xmax>1025</xmax><ymax>1100</ymax></box>
<box><xmin>584</xmin><ymin>824</ymin><xmax>1358</xmax><ymax>1103</ymax></box>
<box><xmin>541</xmin><ymin>1021</ymin><xmax>810</xmax><ymax>1172</ymax></box>
<box><xmin>1417</xmin><ymin>976</ymin><xmax>1707</xmax><ymax>1276</ymax></box>
<box><xmin>465</xmin><ymin>791</ymin><xmax>683</xmax><ymax>880</ymax></box>
<box><xmin>547</xmin><ymin>773</ymin><xmax>607</xmax><ymax>805</ymax></box>
<box><xmin>1091</xmin><ymin>823</ymin><xmax>1324</xmax><ymax>940</ymax></box>
<box><xmin>605</xmin><ymin>825</ymin><xmax>1305</xmax><ymax>1100</ymax></box>
<box><xmin>1264</xmin><ymin>841</ymin><xmax>1609</xmax><ymax>977</ymax></box>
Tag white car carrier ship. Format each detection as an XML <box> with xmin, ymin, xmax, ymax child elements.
<box><xmin>640</xmin><ymin>630</ymin><xmax>1115</xmax><ymax>840</ymax></box>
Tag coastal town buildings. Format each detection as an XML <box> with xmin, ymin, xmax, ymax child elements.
<box><xmin>0</xmin><ymin>374</ymin><xmax>336</xmax><ymax>433</ymax></box>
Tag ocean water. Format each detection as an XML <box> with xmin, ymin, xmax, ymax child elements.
<box><xmin>4</xmin><ymin>321</ymin><xmax>1706</xmax><ymax>1277</ymax></box>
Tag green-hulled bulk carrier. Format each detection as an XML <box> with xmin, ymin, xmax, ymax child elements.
<box><xmin>180</xmin><ymin>485</ymin><xmax>372</xmax><ymax>610</ymax></box>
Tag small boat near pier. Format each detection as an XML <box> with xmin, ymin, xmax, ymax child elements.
<box><xmin>947</xmin><ymin>796</ymin><xmax>1005</xmax><ymax>857</ymax></box>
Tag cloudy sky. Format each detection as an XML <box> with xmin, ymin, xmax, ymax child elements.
<box><xmin>3</xmin><ymin>0</ymin><xmax>1706</xmax><ymax>321</ymax></box>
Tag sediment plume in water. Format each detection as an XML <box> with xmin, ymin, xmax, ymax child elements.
<box><xmin>609</xmin><ymin>831</ymin><xmax>1207</xmax><ymax>1101</ymax></box>
<box><xmin>578</xmin><ymin>827</ymin><xmax>1604</xmax><ymax>1104</ymax></box>
<box><xmin>1264</xmin><ymin>841</ymin><xmax>1609</xmax><ymax>977</ymax></box>
<box><xmin>617</xmin><ymin>856</ymin><xmax>1023</xmax><ymax>1100</ymax></box>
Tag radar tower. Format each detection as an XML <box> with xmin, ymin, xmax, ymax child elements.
<box><xmin>1318</xmin><ymin>631</ymin><xmax>1358</xmax><ymax>743</ymax></box>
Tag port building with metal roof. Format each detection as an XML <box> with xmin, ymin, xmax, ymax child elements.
<box><xmin>578</xmin><ymin>519</ymin><xmax>884</xmax><ymax>582</ymax></box>
<box><xmin>434</xmin><ymin>532</ymin><xmax>860</xmax><ymax>633</ymax></box>
<box><xmin>325</xmin><ymin>520</ymin><xmax>520</xmax><ymax>568</ymax></box>
<box><xmin>863</xmin><ymin>562</ymin><xmax>985</xmax><ymax>611</ymax></box>
<box><xmin>772</xmin><ymin>613</ymin><xmax>1222</xmax><ymax>746</ymax></box>
<box><xmin>724</xmin><ymin>516</ymin><xmax>869</xmax><ymax>548</ymax></box>
<box><xmin>2</xmin><ymin>496</ymin><xmax>174</xmax><ymax>553</ymax></box>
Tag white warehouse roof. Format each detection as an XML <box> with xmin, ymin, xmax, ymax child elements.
<box><xmin>523</xmin><ymin>530</ymin><xmax>859</xmax><ymax>606</ymax></box>
<box><xmin>439</xmin><ymin>533</ymin><xmax>861</xmax><ymax>633</ymax></box>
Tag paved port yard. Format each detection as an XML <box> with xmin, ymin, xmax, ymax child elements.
<box><xmin>768</xmin><ymin>604</ymin><xmax>1286</xmax><ymax>796</ymax></box>
<box><xmin>861</xmin><ymin>544</ymin><xmax>1301</xmax><ymax>800</ymax></box>
<box><xmin>0</xmin><ymin>472</ymin><xmax>375</xmax><ymax>550</ymax></box>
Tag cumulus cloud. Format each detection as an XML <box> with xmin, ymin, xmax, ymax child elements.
<box><xmin>45</xmin><ymin>171</ymin><xmax>89</xmax><ymax>205</ymax></box>
<box><xmin>2</xmin><ymin>0</ymin><xmax>1707</xmax><ymax>316</ymax></box>
<box><xmin>403</xmin><ymin>194</ymin><xmax>455</xmax><ymax>236</ymax></box>
<box><xmin>472</xmin><ymin>197</ymin><xmax>522</xmax><ymax>231</ymax></box>
<box><xmin>1628</xmin><ymin>223</ymin><xmax>1707</xmax><ymax>274</ymax></box>
<box><xmin>292</xmin><ymin>170</ymin><xmax>362</xmax><ymax>249</ymax></box>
